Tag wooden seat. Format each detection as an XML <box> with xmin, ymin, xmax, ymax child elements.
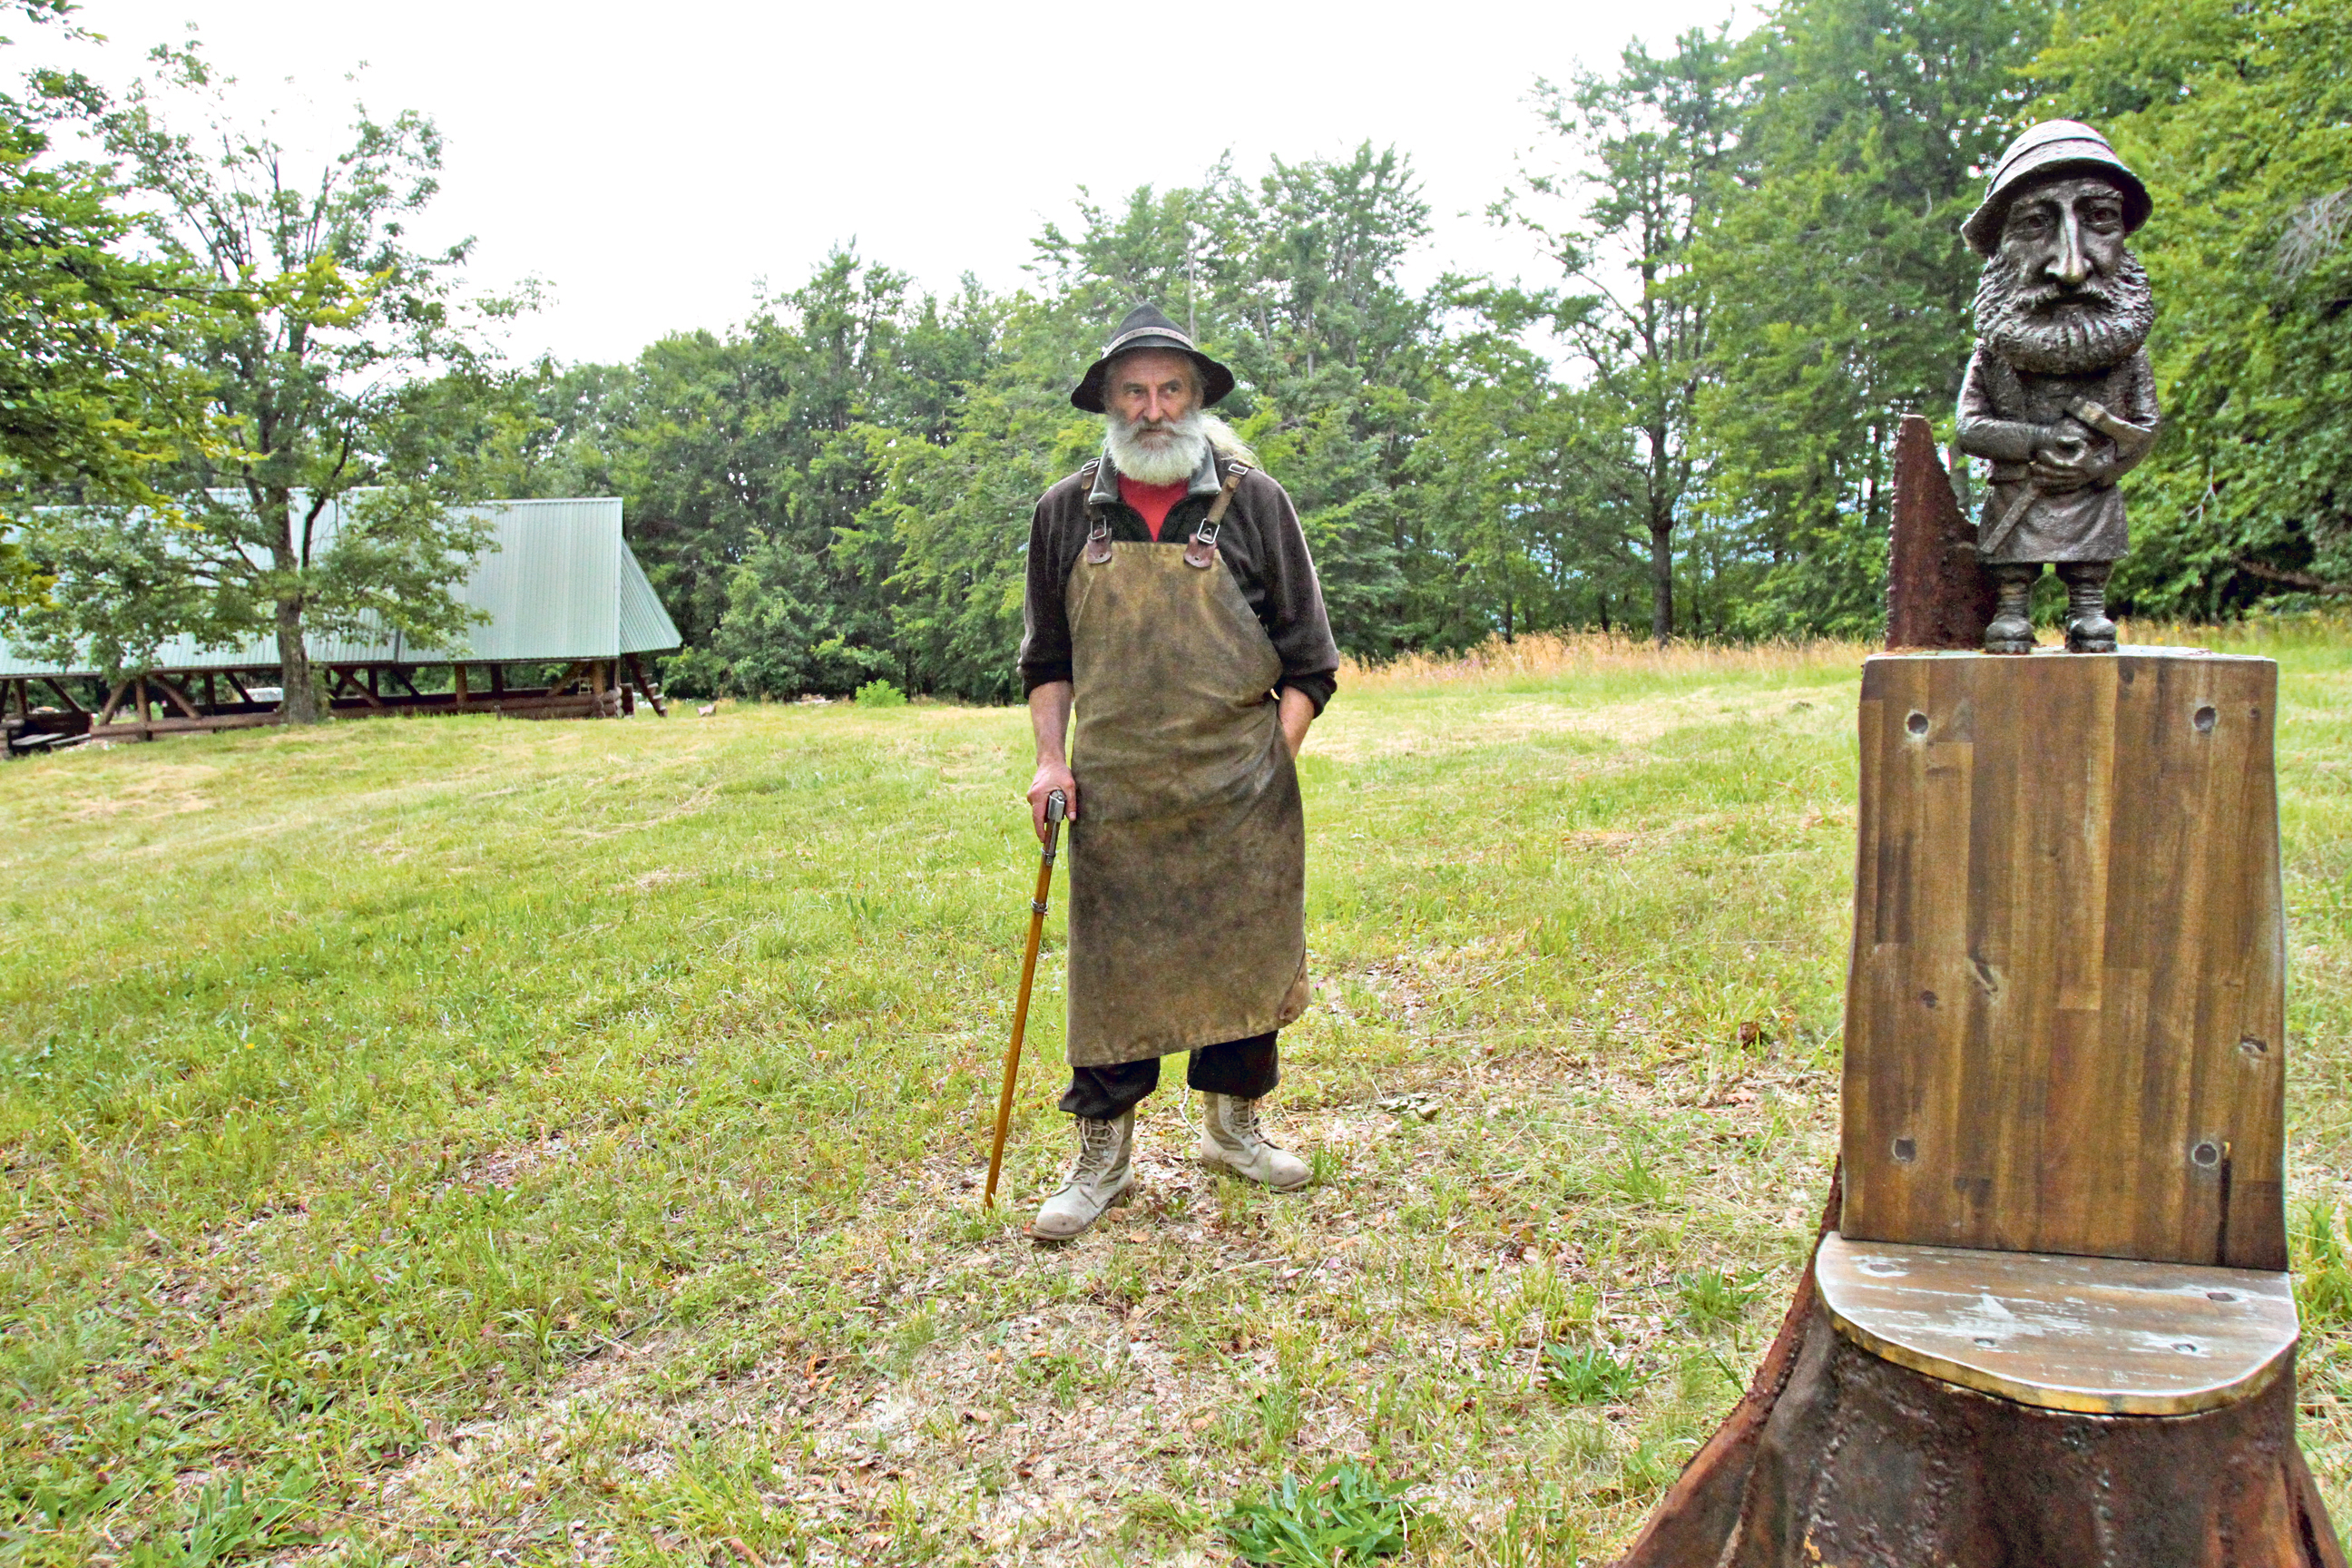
<box><xmin>1816</xmin><ymin>1232</ymin><xmax>2296</xmax><ymax>1415</ymax></box>
<box><xmin>1834</xmin><ymin>649</ymin><xmax>2291</xmax><ymax>1407</ymax></box>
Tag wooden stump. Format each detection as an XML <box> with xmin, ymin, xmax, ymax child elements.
<box><xmin>1615</xmin><ymin>1171</ymin><xmax>2344</xmax><ymax>1568</ymax></box>
<box><xmin>1615</xmin><ymin>651</ymin><xmax>2341</xmax><ymax>1566</ymax></box>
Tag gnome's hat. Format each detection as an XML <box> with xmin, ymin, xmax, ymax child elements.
<box><xmin>1069</xmin><ymin>304</ymin><xmax>1236</xmax><ymax>414</ymax></box>
<box><xmin>1962</xmin><ymin>120</ymin><xmax>2151</xmax><ymax>257</ymax></box>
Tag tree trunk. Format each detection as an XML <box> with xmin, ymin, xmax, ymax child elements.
<box><xmin>1614</xmin><ymin>1166</ymin><xmax>2343</xmax><ymax>1568</ymax></box>
<box><xmin>1649</xmin><ymin>520</ymin><xmax>1675</xmax><ymax>645</ymax></box>
<box><xmin>276</xmin><ymin>600</ymin><xmax>319</xmax><ymax>725</ymax></box>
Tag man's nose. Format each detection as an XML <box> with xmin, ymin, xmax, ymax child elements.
<box><xmin>1142</xmin><ymin>390</ymin><xmax>1172</xmax><ymax>422</ymax></box>
<box><xmin>2050</xmin><ymin>206</ymin><xmax>2090</xmax><ymax>288</ymax></box>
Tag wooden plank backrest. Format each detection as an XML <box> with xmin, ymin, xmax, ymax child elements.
<box><xmin>1839</xmin><ymin>651</ymin><xmax>2287</xmax><ymax>1270</ymax></box>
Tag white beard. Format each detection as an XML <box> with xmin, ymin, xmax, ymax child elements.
<box><xmin>1105</xmin><ymin>407</ymin><xmax>1210</xmax><ymax>485</ymax></box>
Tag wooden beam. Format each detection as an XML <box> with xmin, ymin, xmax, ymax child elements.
<box><xmin>624</xmin><ymin>653</ymin><xmax>669</xmax><ymax>717</ymax></box>
<box><xmin>36</xmin><ymin>677</ymin><xmax>86</xmax><ymax>715</ymax></box>
<box><xmin>148</xmin><ymin>675</ymin><xmax>201</xmax><ymax>720</ymax></box>
<box><xmin>222</xmin><ymin>671</ymin><xmax>254</xmax><ymax>704</ymax></box>
<box><xmin>490</xmin><ymin>663</ymin><xmax>506</xmax><ymax>698</ymax></box>
<box><xmin>452</xmin><ymin>663</ymin><xmax>470</xmax><ymax>706</ymax></box>
<box><xmin>91</xmin><ymin>678</ymin><xmax>129</xmax><ymax>729</ymax></box>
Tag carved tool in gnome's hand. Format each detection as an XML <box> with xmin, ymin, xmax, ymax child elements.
<box><xmin>1981</xmin><ymin>397</ymin><xmax>2159</xmax><ymax>559</ymax></box>
<box><xmin>984</xmin><ymin>789</ymin><xmax>1065</xmax><ymax>1208</ymax></box>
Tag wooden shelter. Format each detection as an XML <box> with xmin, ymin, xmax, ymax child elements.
<box><xmin>2</xmin><ymin>498</ymin><xmax>681</xmax><ymax>750</ymax></box>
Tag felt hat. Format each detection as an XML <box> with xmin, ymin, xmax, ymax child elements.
<box><xmin>1069</xmin><ymin>304</ymin><xmax>1236</xmax><ymax>413</ymax></box>
<box><xmin>1962</xmin><ymin>120</ymin><xmax>2152</xmax><ymax>257</ymax></box>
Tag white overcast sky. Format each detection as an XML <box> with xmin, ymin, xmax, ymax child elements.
<box><xmin>49</xmin><ymin>0</ymin><xmax>1746</xmax><ymax>367</ymax></box>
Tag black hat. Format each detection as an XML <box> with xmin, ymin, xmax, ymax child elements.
<box><xmin>1962</xmin><ymin>120</ymin><xmax>2152</xmax><ymax>258</ymax></box>
<box><xmin>1069</xmin><ymin>304</ymin><xmax>1236</xmax><ymax>413</ymax></box>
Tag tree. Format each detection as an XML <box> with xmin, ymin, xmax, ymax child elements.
<box><xmin>0</xmin><ymin>1</ymin><xmax>211</xmax><ymax>610</ymax></box>
<box><xmin>1694</xmin><ymin>0</ymin><xmax>2050</xmax><ymax>637</ymax></box>
<box><xmin>1508</xmin><ymin>28</ymin><xmax>1742</xmax><ymax>643</ymax></box>
<box><xmin>2034</xmin><ymin>0</ymin><xmax>2352</xmax><ymax>615</ymax></box>
<box><xmin>44</xmin><ymin>45</ymin><xmax>514</xmax><ymax>719</ymax></box>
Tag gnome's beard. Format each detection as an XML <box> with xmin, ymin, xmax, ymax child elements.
<box><xmin>1975</xmin><ymin>250</ymin><xmax>2154</xmax><ymax>376</ymax></box>
<box><xmin>1106</xmin><ymin>407</ymin><xmax>1211</xmax><ymax>485</ymax></box>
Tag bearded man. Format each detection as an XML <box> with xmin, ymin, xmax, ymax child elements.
<box><xmin>1015</xmin><ymin>305</ymin><xmax>1339</xmax><ymax>1240</ymax></box>
<box><xmin>1956</xmin><ymin>120</ymin><xmax>2161</xmax><ymax>654</ymax></box>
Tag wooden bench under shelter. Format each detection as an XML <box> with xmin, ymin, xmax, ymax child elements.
<box><xmin>1618</xmin><ymin>425</ymin><xmax>2341</xmax><ymax>1567</ymax></box>
<box><xmin>2</xmin><ymin>497</ymin><xmax>681</xmax><ymax>750</ymax></box>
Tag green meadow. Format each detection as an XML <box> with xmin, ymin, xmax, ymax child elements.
<box><xmin>5</xmin><ymin>627</ymin><xmax>2350</xmax><ymax>1565</ymax></box>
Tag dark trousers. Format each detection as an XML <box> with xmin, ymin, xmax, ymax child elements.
<box><xmin>1059</xmin><ymin>1032</ymin><xmax>1280</xmax><ymax>1121</ymax></box>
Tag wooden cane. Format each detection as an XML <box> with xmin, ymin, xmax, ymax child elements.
<box><xmin>985</xmin><ymin>789</ymin><xmax>1065</xmax><ymax>1207</ymax></box>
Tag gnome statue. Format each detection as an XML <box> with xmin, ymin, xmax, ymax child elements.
<box><xmin>1956</xmin><ymin>121</ymin><xmax>2161</xmax><ymax>653</ymax></box>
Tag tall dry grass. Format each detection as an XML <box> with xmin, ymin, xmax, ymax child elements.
<box><xmin>1340</xmin><ymin>630</ymin><xmax>1876</xmax><ymax>692</ymax></box>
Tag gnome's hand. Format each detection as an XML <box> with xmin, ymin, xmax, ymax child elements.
<box><xmin>2029</xmin><ymin>426</ymin><xmax>2118</xmax><ymax>492</ymax></box>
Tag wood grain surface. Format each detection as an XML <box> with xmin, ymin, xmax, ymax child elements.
<box><xmin>1840</xmin><ymin>649</ymin><xmax>2288</xmax><ymax>1269</ymax></box>
<box><xmin>1815</xmin><ymin>1231</ymin><xmax>2296</xmax><ymax>1415</ymax></box>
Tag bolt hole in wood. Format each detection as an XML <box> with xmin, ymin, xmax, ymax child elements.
<box><xmin>2192</xmin><ymin>1141</ymin><xmax>2222</xmax><ymax>1169</ymax></box>
<box><xmin>2240</xmin><ymin>1034</ymin><xmax>2269</xmax><ymax>1058</ymax></box>
<box><xmin>1906</xmin><ymin>710</ymin><xmax>1930</xmax><ymax>736</ymax></box>
<box><xmin>2193</xmin><ymin>703</ymin><xmax>2219</xmax><ymax>732</ymax></box>
<box><xmin>1893</xmin><ymin>1137</ymin><xmax>1917</xmax><ymax>1163</ymax></box>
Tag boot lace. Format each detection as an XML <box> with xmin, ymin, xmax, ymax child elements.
<box><xmin>1072</xmin><ymin>1116</ymin><xmax>1122</xmax><ymax>1177</ymax></box>
<box><xmin>1224</xmin><ymin>1096</ymin><xmax>1267</xmax><ymax>1147</ymax></box>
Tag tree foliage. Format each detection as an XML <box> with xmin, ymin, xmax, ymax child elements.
<box><xmin>2035</xmin><ymin>0</ymin><xmax>2352</xmax><ymax>612</ymax></box>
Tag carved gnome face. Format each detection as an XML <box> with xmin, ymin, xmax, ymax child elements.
<box><xmin>1974</xmin><ymin>173</ymin><xmax>2155</xmax><ymax>377</ymax></box>
<box><xmin>1963</xmin><ymin>122</ymin><xmax>2155</xmax><ymax>379</ymax></box>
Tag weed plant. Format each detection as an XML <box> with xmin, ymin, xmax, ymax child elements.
<box><xmin>1220</xmin><ymin>1462</ymin><xmax>1415</xmax><ymax>1565</ymax></box>
<box><xmin>0</xmin><ymin>626</ymin><xmax>2347</xmax><ymax>1561</ymax></box>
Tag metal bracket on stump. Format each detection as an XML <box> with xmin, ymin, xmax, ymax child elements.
<box><xmin>1614</xmin><ymin>649</ymin><xmax>2343</xmax><ymax>1568</ymax></box>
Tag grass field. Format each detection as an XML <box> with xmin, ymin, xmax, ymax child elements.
<box><xmin>4</xmin><ymin>625</ymin><xmax>2349</xmax><ymax>1565</ymax></box>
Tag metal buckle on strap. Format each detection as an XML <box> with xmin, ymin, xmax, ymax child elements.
<box><xmin>1182</xmin><ymin>519</ymin><xmax>1220</xmax><ymax>570</ymax></box>
<box><xmin>1084</xmin><ymin>514</ymin><xmax>1112</xmax><ymax>565</ymax></box>
<box><xmin>1184</xmin><ymin>462</ymin><xmax>1249</xmax><ymax>570</ymax></box>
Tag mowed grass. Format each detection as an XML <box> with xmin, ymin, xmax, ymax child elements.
<box><xmin>1</xmin><ymin>626</ymin><xmax>2347</xmax><ymax>1565</ymax></box>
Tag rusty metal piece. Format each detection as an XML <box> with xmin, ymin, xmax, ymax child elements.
<box><xmin>1884</xmin><ymin>415</ymin><xmax>1995</xmax><ymax>649</ymax></box>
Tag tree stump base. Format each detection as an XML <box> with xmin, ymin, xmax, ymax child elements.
<box><xmin>1617</xmin><ymin>1178</ymin><xmax>2344</xmax><ymax>1568</ymax></box>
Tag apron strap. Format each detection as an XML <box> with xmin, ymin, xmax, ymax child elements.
<box><xmin>1079</xmin><ymin>460</ymin><xmax>1113</xmax><ymax>565</ymax></box>
<box><xmin>1183</xmin><ymin>463</ymin><xmax>1251</xmax><ymax>570</ymax></box>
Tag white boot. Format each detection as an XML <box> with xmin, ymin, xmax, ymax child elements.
<box><xmin>1199</xmin><ymin>1093</ymin><xmax>1311</xmax><ymax>1191</ymax></box>
<box><xmin>1032</xmin><ymin>1109</ymin><xmax>1134</xmax><ymax>1240</ymax></box>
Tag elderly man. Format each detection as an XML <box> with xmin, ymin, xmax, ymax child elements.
<box><xmin>1956</xmin><ymin>120</ymin><xmax>2161</xmax><ymax>654</ymax></box>
<box><xmin>1016</xmin><ymin>305</ymin><xmax>1340</xmax><ymax>1240</ymax></box>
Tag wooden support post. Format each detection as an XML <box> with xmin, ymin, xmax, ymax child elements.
<box><xmin>222</xmin><ymin>671</ymin><xmax>253</xmax><ymax>705</ymax></box>
<box><xmin>624</xmin><ymin>653</ymin><xmax>668</xmax><ymax>717</ymax></box>
<box><xmin>452</xmin><ymin>663</ymin><xmax>470</xmax><ymax>708</ymax></box>
<box><xmin>1616</xmin><ymin>652</ymin><xmax>2337</xmax><ymax>1568</ymax></box>
<box><xmin>147</xmin><ymin>675</ymin><xmax>201</xmax><ymax>720</ymax></box>
<box><xmin>38</xmin><ymin>678</ymin><xmax>85</xmax><ymax>715</ymax></box>
<box><xmin>490</xmin><ymin>663</ymin><xmax>505</xmax><ymax>698</ymax></box>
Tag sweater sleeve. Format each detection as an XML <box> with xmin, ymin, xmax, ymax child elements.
<box><xmin>1252</xmin><ymin>475</ymin><xmax>1341</xmax><ymax>715</ymax></box>
<box><xmin>1016</xmin><ymin>495</ymin><xmax>1073</xmax><ymax>694</ymax></box>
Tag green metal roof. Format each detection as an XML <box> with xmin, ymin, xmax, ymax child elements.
<box><xmin>0</xmin><ymin>497</ymin><xmax>681</xmax><ymax>679</ymax></box>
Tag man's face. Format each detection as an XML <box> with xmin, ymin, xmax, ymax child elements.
<box><xmin>1997</xmin><ymin>175</ymin><xmax>2131</xmax><ymax>307</ymax></box>
<box><xmin>1105</xmin><ymin>350</ymin><xmax>1200</xmax><ymax>443</ymax></box>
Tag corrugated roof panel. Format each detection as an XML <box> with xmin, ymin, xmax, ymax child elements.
<box><xmin>615</xmin><ymin>544</ymin><xmax>683</xmax><ymax>654</ymax></box>
<box><xmin>0</xmin><ymin>496</ymin><xmax>680</xmax><ymax>677</ymax></box>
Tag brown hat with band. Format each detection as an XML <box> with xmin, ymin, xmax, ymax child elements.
<box><xmin>1070</xmin><ymin>304</ymin><xmax>1237</xmax><ymax>413</ymax></box>
<box><xmin>1962</xmin><ymin>120</ymin><xmax>2152</xmax><ymax>258</ymax></box>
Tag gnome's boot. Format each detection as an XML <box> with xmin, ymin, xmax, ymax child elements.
<box><xmin>2060</xmin><ymin>562</ymin><xmax>2118</xmax><ymax>652</ymax></box>
<box><xmin>1199</xmin><ymin>1093</ymin><xmax>1311</xmax><ymax>1191</ymax></box>
<box><xmin>1984</xmin><ymin>563</ymin><xmax>2041</xmax><ymax>654</ymax></box>
<box><xmin>1032</xmin><ymin>1109</ymin><xmax>1134</xmax><ymax>1240</ymax></box>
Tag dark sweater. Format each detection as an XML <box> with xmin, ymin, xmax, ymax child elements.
<box><xmin>1017</xmin><ymin>451</ymin><xmax>1341</xmax><ymax>713</ymax></box>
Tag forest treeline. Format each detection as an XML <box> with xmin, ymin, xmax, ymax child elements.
<box><xmin>5</xmin><ymin>0</ymin><xmax>2349</xmax><ymax>703</ymax></box>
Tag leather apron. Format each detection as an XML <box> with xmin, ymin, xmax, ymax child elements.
<box><xmin>1062</xmin><ymin>476</ymin><xmax>1311</xmax><ymax>1066</ymax></box>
